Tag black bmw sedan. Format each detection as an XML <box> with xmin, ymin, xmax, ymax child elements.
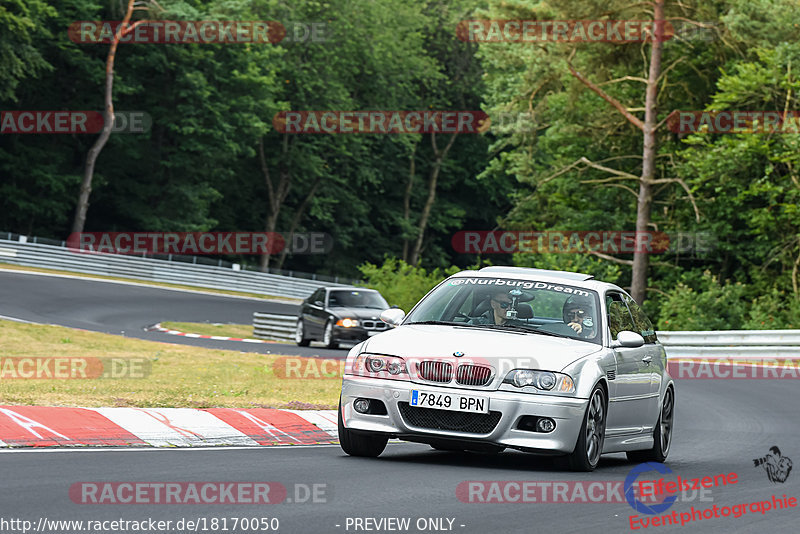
<box><xmin>295</xmin><ymin>287</ymin><xmax>390</xmax><ymax>349</ymax></box>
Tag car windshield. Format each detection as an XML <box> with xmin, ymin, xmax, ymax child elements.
<box><xmin>328</xmin><ymin>290</ymin><xmax>388</xmax><ymax>309</ymax></box>
<box><xmin>404</xmin><ymin>276</ymin><xmax>601</xmax><ymax>344</ymax></box>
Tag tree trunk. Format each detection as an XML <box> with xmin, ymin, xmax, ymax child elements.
<box><xmin>275</xmin><ymin>176</ymin><xmax>323</xmax><ymax>269</ymax></box>
<box><xmin>401</xmin><ymin>143</ymin><xmax>417</xmax><ymax>263</ymax></box>
<box><xmin>630</xmin><ymin>0</ymin><xmax>666</xmax><ymax>304</ymax></box>
<box><xmin>258</xmin><ymin>135</ymin><xmax>291</xmax><ymax>271</ymax></box>
<box><xmin>409</xmin><ymin>133</ymin><xmax>457</xmax><ymax>266</ymax></box>
<box><xmin>71</xmin><ymin>0</ymin><xmax>141</xmax><ymax>234</ymax></box>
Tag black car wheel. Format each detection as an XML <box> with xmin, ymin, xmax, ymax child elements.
<box><xmin>295</xmin><ymin>319</ymin><xmax>310</xmax><ymax>346</ymax></box>
<box><xmin>627</xmin><ymin>386</ymin><xmax>674</xmax><ymax>463</ymax></box>
<box><xmin>323</xmin><ymin>319</ymin><xmax>338</xmax><ymax>349</ymax></box>
<box><xmin>338</xmin><ymin>398</ymin><xmax>387</xmax><ymax>457</ymax></box>
<box><xmin>567</xmin><ymin>385</ymin><xmax>607</xmax><ymax>472</ymax></box>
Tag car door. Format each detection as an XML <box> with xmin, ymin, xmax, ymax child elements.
<box><xmin>305</xmin><ymin>289</ymin><xmax>326</xmax><ymax>336</ymax></box>
<box><xmin>604</xmin><ymin>292</ymin><xmax>655</xmax><ymax>435</ymax></box>
<box><xmin>623</xmin><ymin>293</ymin><xmax>664</xmax><ymax>427</ymax></box>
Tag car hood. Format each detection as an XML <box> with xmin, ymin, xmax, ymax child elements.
<box><xmin>329</xmin><ymin>307</ymin><xmax>385</xmax><ymax>320</ymax></box>
<box><xmin>361</xmin><ymin>323</ymin><xmax>601</xmax><ymax>373</ymax></box>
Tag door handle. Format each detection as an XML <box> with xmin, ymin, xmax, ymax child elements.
<box><xmin>641</xmin><ymin>355</ymin><xmax>652</xmax><ymax>364</ymax></box>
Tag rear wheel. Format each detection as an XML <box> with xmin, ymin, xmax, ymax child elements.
<box><xmin>567</xmin><ymin>385</ymin><xmax>606</xmax><ymax>471</ymax></box>
<box><xmin>295</xmin><ymin>319</ymin><xmax>310</xmax><ymax>346</ymax></box>
<box><xmin>627</xmin><ymin>386</ymin><xmax>674</xmax><ymax>463</ymax></box>
<box><xmin>323</xmin><ymin>320</ymin><xmax>338</xmax><ymax>349</ymax></box>
<box><xmin>338</xmin><ymin>398</ymin><xmax>387</xmax><ymax>457</ymax></box>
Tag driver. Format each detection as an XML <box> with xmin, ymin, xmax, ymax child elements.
<box><xmin>562</xmin><ymin>295</ymin><xmax>596</xmax><ymax>338</ymax></box>
<box><xmin>471</xmin><ymin>290</ymin><xmax>516</xmax><ymax>325</ymax></box>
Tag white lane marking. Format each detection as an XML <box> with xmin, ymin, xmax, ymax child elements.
<box><xmin>0</xmin><ymin>314</ymin><xmax>36</xmax><ymax>324</ymax></box>
<box><xmin>92</xmin><ymin>408</ymin><xmax>259</xmax><ymax>447</ymax></box>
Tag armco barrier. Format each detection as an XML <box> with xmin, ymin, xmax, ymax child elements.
<box><xmin>253</xmin><ymin>313</ymin><xmax>296</xmax><ymax>341</ymax></box>
<box><xmin>248</xmin><ymin>314</ymin><xmax>800</xmax><ymax>356</ymax></box>
<box><xmin>0</xmin><ymin>236</ymin><xmax>352</xmax><ymax>300</ymax></box>
<box><xmin>658</xmin><ymin>330</ymin><xmax>800</xmax><ymax>359</ymax></box>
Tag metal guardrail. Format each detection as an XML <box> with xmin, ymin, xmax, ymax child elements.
<box><xmin>658</xmin><ymin>330</ymin><xmax>800</xmax><ymax>359</ymax></box>
<box><xmin>253</xmin><ymin>313</ymin><xmax>296</xmax><ymax>341</ymax></box>
<box><xmin>0</xmin><ymin>236</ymin><xmax>350</xmax><ymax>300</ymax></box>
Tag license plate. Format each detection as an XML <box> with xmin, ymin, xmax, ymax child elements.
<box><xmin>367</xmin><ymin>330</ymin><xmax>381</xmax><ymax>336</ymax></box>
<box><xmin>410</xmin><ymin>390</ymin><xmax>488</xmax><ymax>414</ymax></box>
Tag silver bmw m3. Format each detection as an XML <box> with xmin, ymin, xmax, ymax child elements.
<box><xmin>338</xmin><ymin>266</ymin><xmax>675</xmax><ymax>471</ymax></box>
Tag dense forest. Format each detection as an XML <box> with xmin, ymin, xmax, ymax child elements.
<box><xmin>1</xmin><ymin>0</ymin><xmax>799</xmax><ymax>328</ymax></box>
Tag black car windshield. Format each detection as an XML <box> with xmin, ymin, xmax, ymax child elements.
<box><xmin>404</xmin><ymin>276</ymin><xmax>601</xmax><ymax>344</ymax></box>
<box><xmin>328</xmin><ymin>290</ymin><xmax>388</xmax><ymax>309</ymax></box>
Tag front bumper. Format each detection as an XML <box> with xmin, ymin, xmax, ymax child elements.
<box><xmin>341</xmin><ymin>377</ymin><xmax>589</xmax><ymax>454</ymax></box>
<box><xmin>333</xmin><ymin>326</ymin><xmax>386</xmax><ymax>342</ymax></box>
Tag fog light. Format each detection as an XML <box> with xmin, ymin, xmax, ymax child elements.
<box><xmin>354</xmin><ymin>398</ymin><xmax>370</xmax><ymax>414</ymax></box>
<box><xmin>537</xmin><ymin>418</ymin><xmax>555</xmax><ymax>433</ymax></box>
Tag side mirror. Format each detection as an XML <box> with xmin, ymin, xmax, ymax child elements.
<box><xmin>314</xmin><ymin>300</ymin><xmax>324</xmax><ymax>307</ymax></box>
<box><xmin>613</xmin><ymin>330</ymin><xmax>645</xmax><ymax>348</ymax></box>
<box><xmin>380</xmin><ymin>308</ymin><xmax>406</xmax><ymax>327</ymax></box>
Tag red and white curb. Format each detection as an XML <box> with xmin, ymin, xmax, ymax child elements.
<box><xmin>0</xmin><ymin>406</ymin><xmax>338</xmax><ymax>448</ymax></box>
<box><xmin>147</xmin><ymin>323</ymin><xmax>273</xmax><ymax>344</ymax></box>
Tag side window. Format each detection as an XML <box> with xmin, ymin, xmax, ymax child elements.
<box><xmin>311</xmin><ymin>289</ymin><xmax>324</xmax><ymax>305</ymax></box>
<box><xmin>623</xmin><ymin>294</ymin><xmax>657</xmax><ymax>343</ymax></box>
<box><xmin>606</xmin><ymin>293</ymin><xmax>636</xmax><ymax>340</ymax></box>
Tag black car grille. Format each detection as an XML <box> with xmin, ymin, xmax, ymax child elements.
<box><xmin>456</xmin><ymin>364</ymin><xmax>492</xmax><ymax>386</ymax></box>
<box><xmin>361</xmin><ymin>320</ymin><xmax>388</xmax><ymax>331</ymax></box>
<box><xmin>416</xmin><ymin>361</ymin><xmax>453</xmax><ymax>383</ymax></box>
<box><xmin>398</xmin><ymin>402</ymin><xmax>501</xmax><ymax>434</ymax></box>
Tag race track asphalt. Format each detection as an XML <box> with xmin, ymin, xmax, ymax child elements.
<box><xmin>0</xmin><ymin>269</ymin><xmax>344</xmax><ymax>357</ymax></box>
<box><xmin>1</xmin><ymin>378</ymin><xmax>798</xmax><ymax>534</ymax></box>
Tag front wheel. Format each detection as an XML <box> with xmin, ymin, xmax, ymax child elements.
<box><xmin>338</xmin><ymin>399</ymin><xmax>387</xmax><ymax>457</ymax></box>
<box><xmin>295</xmin><ymin>319</ymin><xmax>310</xmax><ymax>346</ymax></box>
<box><xmin>323</xmin><ymin>320</ymin><xmax>338</xmax><ymax>349</ymax></box>
<box><xmin>567</xmin><ymin>385</ymin><xmax>607</xmax><ymax>471</ymax></box>
<box><xmin>627</xmin><ymin>386</ymin><xmax>674</xmax><ymax>463</ymax></box>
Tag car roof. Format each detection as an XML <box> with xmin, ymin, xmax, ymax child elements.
<box><xmin>450</xmin><ymin>266</ymin><xmax>624</xmax><ymax>294</ymax></box>
<box><xmin>478</xmin><ymin>266</ymin><xmax>594</xmax><ymax>281</ymax></box>
<box><xmin>325</xmin><ymin>286</ymin><xmax>380</xmax><ymax>292</ymax></box>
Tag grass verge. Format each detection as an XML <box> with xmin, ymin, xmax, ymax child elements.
<box><xmin>0</xmin><ymin>320</ymin><xmax>340</xmax><ymax>409</ymax></box>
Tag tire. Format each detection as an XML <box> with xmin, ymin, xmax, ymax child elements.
<box><xmin>323</xmin><ymin>320</ymin><xmax>338</xmax><ymax>349</ymax></box>
<box><xmin>627</xmin><ymin>386</ymin><xmax>674</xmax><ymax>463</ymax></box>
<box><xmin>338</xmin><ymin>398</ymin><xmax>388</xmax><ymax>457</ymax></box>
<box><xmin>295</xmin><ymin>319</ymin><xmax>310</xmax><ymax>346</ymax></box>
<box><xmin>567</xmin><ymin>385</ymin><xmax>607</xmax><ymax>471</ymax></box>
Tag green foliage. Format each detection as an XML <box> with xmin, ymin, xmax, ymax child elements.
<box><xmin>358</xmin><ymin>257</ymin><xmax>463</xmax><ymax>312</ymax></box>
<box><xmin>658</xmin><ymin>271</ymin><xmax>749</xmax><ymax>330</ymax></box>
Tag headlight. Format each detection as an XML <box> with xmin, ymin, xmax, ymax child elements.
<box><xmin>354</xmin><ymin>354</ymin><xmax>408</xmax><ymax>377</ymax></box>
<box><xmin>504</xmin><ymin>369</ymin><xmax>575</xmax><ymax>393</ymax></box>
<box><xmin>336</xmin><ymin>318</ymin><xmax>359</xmax><ymax>328</ymax></box>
